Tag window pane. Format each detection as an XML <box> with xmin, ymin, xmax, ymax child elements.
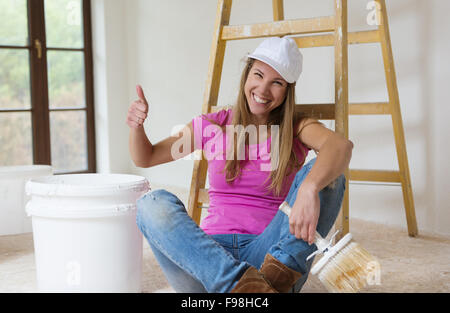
<box><xmin>0</xmin><ymin>0</ymin><xmax>28</xmax><ymax>46</ymax></box>
<box><xmin>50</xmin><ymin>110</ymin><xmax>87</xmax><ymax>172</ymax></box>
<box><xmin>0</xmin><ymin>112</ymin><xmax>33</xmax><ymax>166</ymax></box>
<box><xmin>47</xmin><ymin>51</ymin><xmax>85</xmax><ymax>109</ymax></box>
<box><xmin>44</xmin><ymin>0</ymin><xmax>83</xmax><ymax>48</ymax></box>
<box><xmin>0</xmin><ymin>49</ymin><xmax>31</xmax><ymax>109</ymax></box>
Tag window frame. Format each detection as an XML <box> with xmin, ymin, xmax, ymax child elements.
<box><xmin>0</xmin><ymin>0</ymin><xmax>96</xmax><ymax>173</ymax></box>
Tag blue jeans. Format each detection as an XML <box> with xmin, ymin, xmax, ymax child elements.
<box><xmin>136</xmin><ymin>158</ymin><xmax>345</xmax><ymax>293</ymax></box>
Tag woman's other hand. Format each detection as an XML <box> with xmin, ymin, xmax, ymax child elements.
<box><xmin>289</xmin><ymin>184</ymin><xmax>320</xmax><ymax>245</ymax></box>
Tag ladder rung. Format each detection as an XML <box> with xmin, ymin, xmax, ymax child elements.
<box><xmin>210</xmin><ymin>105</ymin><xmax>232</xmax><ymax>113</ymax></box>
<box><xmin>350</xmin><ymin>102</ymin><xmax>390</xmax><ymax>115</ymax></box>
<box><xmin>210</xmin><ymin>102</ymin><xmax>390</xmax><ymax>119</ymax></box>
<box><xmin>349</xmin><ymin>169</ymin><xmax>402</xmax><ymax>183</ymax></box>
<box><xmin>294</xmin><ymin>30</ymin><xmax>380</xmax><ymax>48</ymax></box>
<box><xmin>221</xmin><ymin>16</ymin><xmax>335</xmax><ymax>41</ymax></box>
<box><xmin>197</xmin><ymin>169</ymin><xmax>401</xmax><ymax>204</ymax></box>
<box><xmin>296</xmin><ymin>102</ymin><xmax>390</xmax><ymax>119</ymax></box>
<box><xmin>295</xmin><ymin>103</ymin><xmax>335</xmax><ymax>119</ymax></box>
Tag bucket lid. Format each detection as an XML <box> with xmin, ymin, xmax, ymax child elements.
<box><xmin>25</xmin><ymin>174</ymin><xmax>150</xmax><ymax>218</ymax></box>
<box><xmin>25</xmin><ymin>173</ymin><xmax>150</xmax><ymax>197</ymax></box>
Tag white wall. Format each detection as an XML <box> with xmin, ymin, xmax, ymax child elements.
<box><xmin>91</xmin><ymin>0</ymin><xmax>132</xmax><ymax>174</ymax></box>
<box><xmin>91</xmin><ymin>0</ymin><xmax>450</xmax><ymax>236</ymax></box>
<box><xmin>346</xmin><ymin>0</ymin><xmax>450</xmax><ymax>236</ymax></box>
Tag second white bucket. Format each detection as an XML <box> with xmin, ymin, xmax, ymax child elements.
<box><xmin>25</xmin><ymin>173</ymin><xmax>150</xmax><ymax>293</ymax></box>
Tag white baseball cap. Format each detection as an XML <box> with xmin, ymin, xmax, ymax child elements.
<box><xmin>247</xmin><ymin>36</ymin><xmax>303</xmax><ymax>84</ymax></box>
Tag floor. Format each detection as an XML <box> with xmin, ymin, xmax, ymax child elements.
<box><xmin>1</xmin><ymin>184</ymin><xmax>449</xmax><ymax>293</ymax></box>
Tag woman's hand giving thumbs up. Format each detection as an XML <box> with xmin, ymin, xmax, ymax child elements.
<box><xmin>126</xmin><ymin>84</ymin><xmax>149</xmax><ymax>129</ymax></box>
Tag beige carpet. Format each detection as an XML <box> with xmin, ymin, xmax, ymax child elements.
<box><xmin>142</xmin><ymin>217</ymin><xmax>450</xmax><ymax>293</ymax></box>
<box><xmin>1</xmin><ymin>184</ymin><xmax>449</xmax><ymax>293</ymax></box>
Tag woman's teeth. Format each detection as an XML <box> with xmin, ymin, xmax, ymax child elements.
<box><xmin>253</xmin><ymin>94</ymin><xmax>270</xmax><ymax>104</ymax></box>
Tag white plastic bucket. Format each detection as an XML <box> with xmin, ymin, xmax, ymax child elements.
<box><xmin>25</xmin><ymin>173</ymin><xmax>150</xmax><ymax>293</ymax></box>
<box><xmin>0</xmin><ymin>165</ymin><xmax>53</xmax><ymax>236</ymax></box>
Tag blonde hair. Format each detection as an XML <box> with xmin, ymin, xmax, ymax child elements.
<box><xmin>207</xmin><ymin>58</ymin><xmax>308</xmax><ymax>196</ymax></box>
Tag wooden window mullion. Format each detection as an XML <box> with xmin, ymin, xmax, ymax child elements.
<box><xmin>28</xmin><ymin>0</ymin><xmax>51</xmax><ymax>165</ymax></box>
<box><xmin>83</xmin><ymin>0</ymin><xmax>96</xmax><ymax>173</ymax></box>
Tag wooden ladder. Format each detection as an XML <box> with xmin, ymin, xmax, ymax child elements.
<box><xmin>187</xmin><ymin>0</ymin><xmax>418</xmax><ymax>239</ymax></box>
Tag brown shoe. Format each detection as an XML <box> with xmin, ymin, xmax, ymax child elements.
<box><xmin>231</xmin><ymin>266</ymin><xmax>277</xmax><ymax>293</ymax></box>
<box><xmin>259</xmin><ymin>254</ymin><xmax>302</xmax><ymax>293</ymax></box>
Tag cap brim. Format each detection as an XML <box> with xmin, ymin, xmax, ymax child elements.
<box><xmin>247</xmin><ymin>53</ymin><xmax>293</xmax><ymax>83</ymax></box>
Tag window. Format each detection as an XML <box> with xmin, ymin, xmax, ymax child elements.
<box><xmin>0</xmin><ymin>0</ymin><xmax>96</xmax><ymax>174</ymax></box>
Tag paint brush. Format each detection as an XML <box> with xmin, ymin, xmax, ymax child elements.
<box><xmin>279</xmin><ymin>201</ymin><xmax>380</xmax><ymax>293</ymax></box>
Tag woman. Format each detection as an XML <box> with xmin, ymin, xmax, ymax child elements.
<box><xmin>126</xmin><ymin>37</ymin><xmax>353</xmax><ymax>293</ymax></box>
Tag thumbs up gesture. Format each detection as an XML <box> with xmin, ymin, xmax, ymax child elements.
<box><xmin>126</xmin><ymin>85</ymin><xmax>149</xmax><ymax>129</ymax></box>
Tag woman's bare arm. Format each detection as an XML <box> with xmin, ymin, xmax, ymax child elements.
<box><xmin>127</xmin><ymin>85</ymin><xmax>195</xmax><ymax>168</ymax></box>
<box><xmin>297</xmin><ymin>118</ymin><xmax>353</xmax><ymax>192</ymax></box>
<box><xmin>129</xmin><ymin>122</ymin><xmax>195</xmax><ymax>168</ymax></box>
<box><xmin>290</xmin><ymin>118</ymin><xmax>353</xmax><ymax>244</ymax></box>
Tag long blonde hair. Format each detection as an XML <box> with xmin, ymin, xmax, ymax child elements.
<box><xmin>207</xmin><ymin>58</ymin><xmax>307</xmax><ymax>196</ymax></box>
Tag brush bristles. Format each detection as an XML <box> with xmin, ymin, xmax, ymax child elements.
<box><xmin>318</xmin><ymin>241</ymin><xmax>379</xmax><ymax>293</ymax></box>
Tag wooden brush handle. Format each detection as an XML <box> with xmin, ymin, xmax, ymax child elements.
<box><xmin>280</xmin><ymin>201</ymin><xmax>330</xmax><ymax>250</ymax></box>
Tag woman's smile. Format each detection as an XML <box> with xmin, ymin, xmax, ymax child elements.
<box><xmin>252</xmin><ymin>93</ymin><xmax>271</xmax><ymax>105</ymax></box>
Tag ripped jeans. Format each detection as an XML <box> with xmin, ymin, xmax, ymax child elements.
<box><xmin>136</xmin><ymin>158</ymin><xmax>345</xmax><ymax>293</ymax></box>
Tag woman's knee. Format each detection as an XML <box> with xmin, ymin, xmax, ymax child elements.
<box><xmin>325</xmin><ymin>174</ymin><xmax>346</xmax><ymax>191</ymax></box>
<box><xmin>285</xmin><ymin>158</ymin><xmax>318</xmax><ymax>206</ymax></box>
<box><xmin>136</xmin><ymin>189</ymin><xmax>186</xmax><ymax>233</ymax></box>
<box><xmin>290</xmin><ymin>158</ymin><xmax>316</xmax><ymax>192</ymax></box>
<box><xmin>316</xmin><ymin>174</ymin><xmax>346</xmax><ymax>235</ymax></box>
<box><xmin>321</xmin><ymin>174</ymin><xmax>346</xmax><ymax>207</ymax></box>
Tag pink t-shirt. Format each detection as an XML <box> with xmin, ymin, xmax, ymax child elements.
<box><xmin>192</xmin><ymin>109</ymin><xmax>310</xmax><ymax>235</ymax></box>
